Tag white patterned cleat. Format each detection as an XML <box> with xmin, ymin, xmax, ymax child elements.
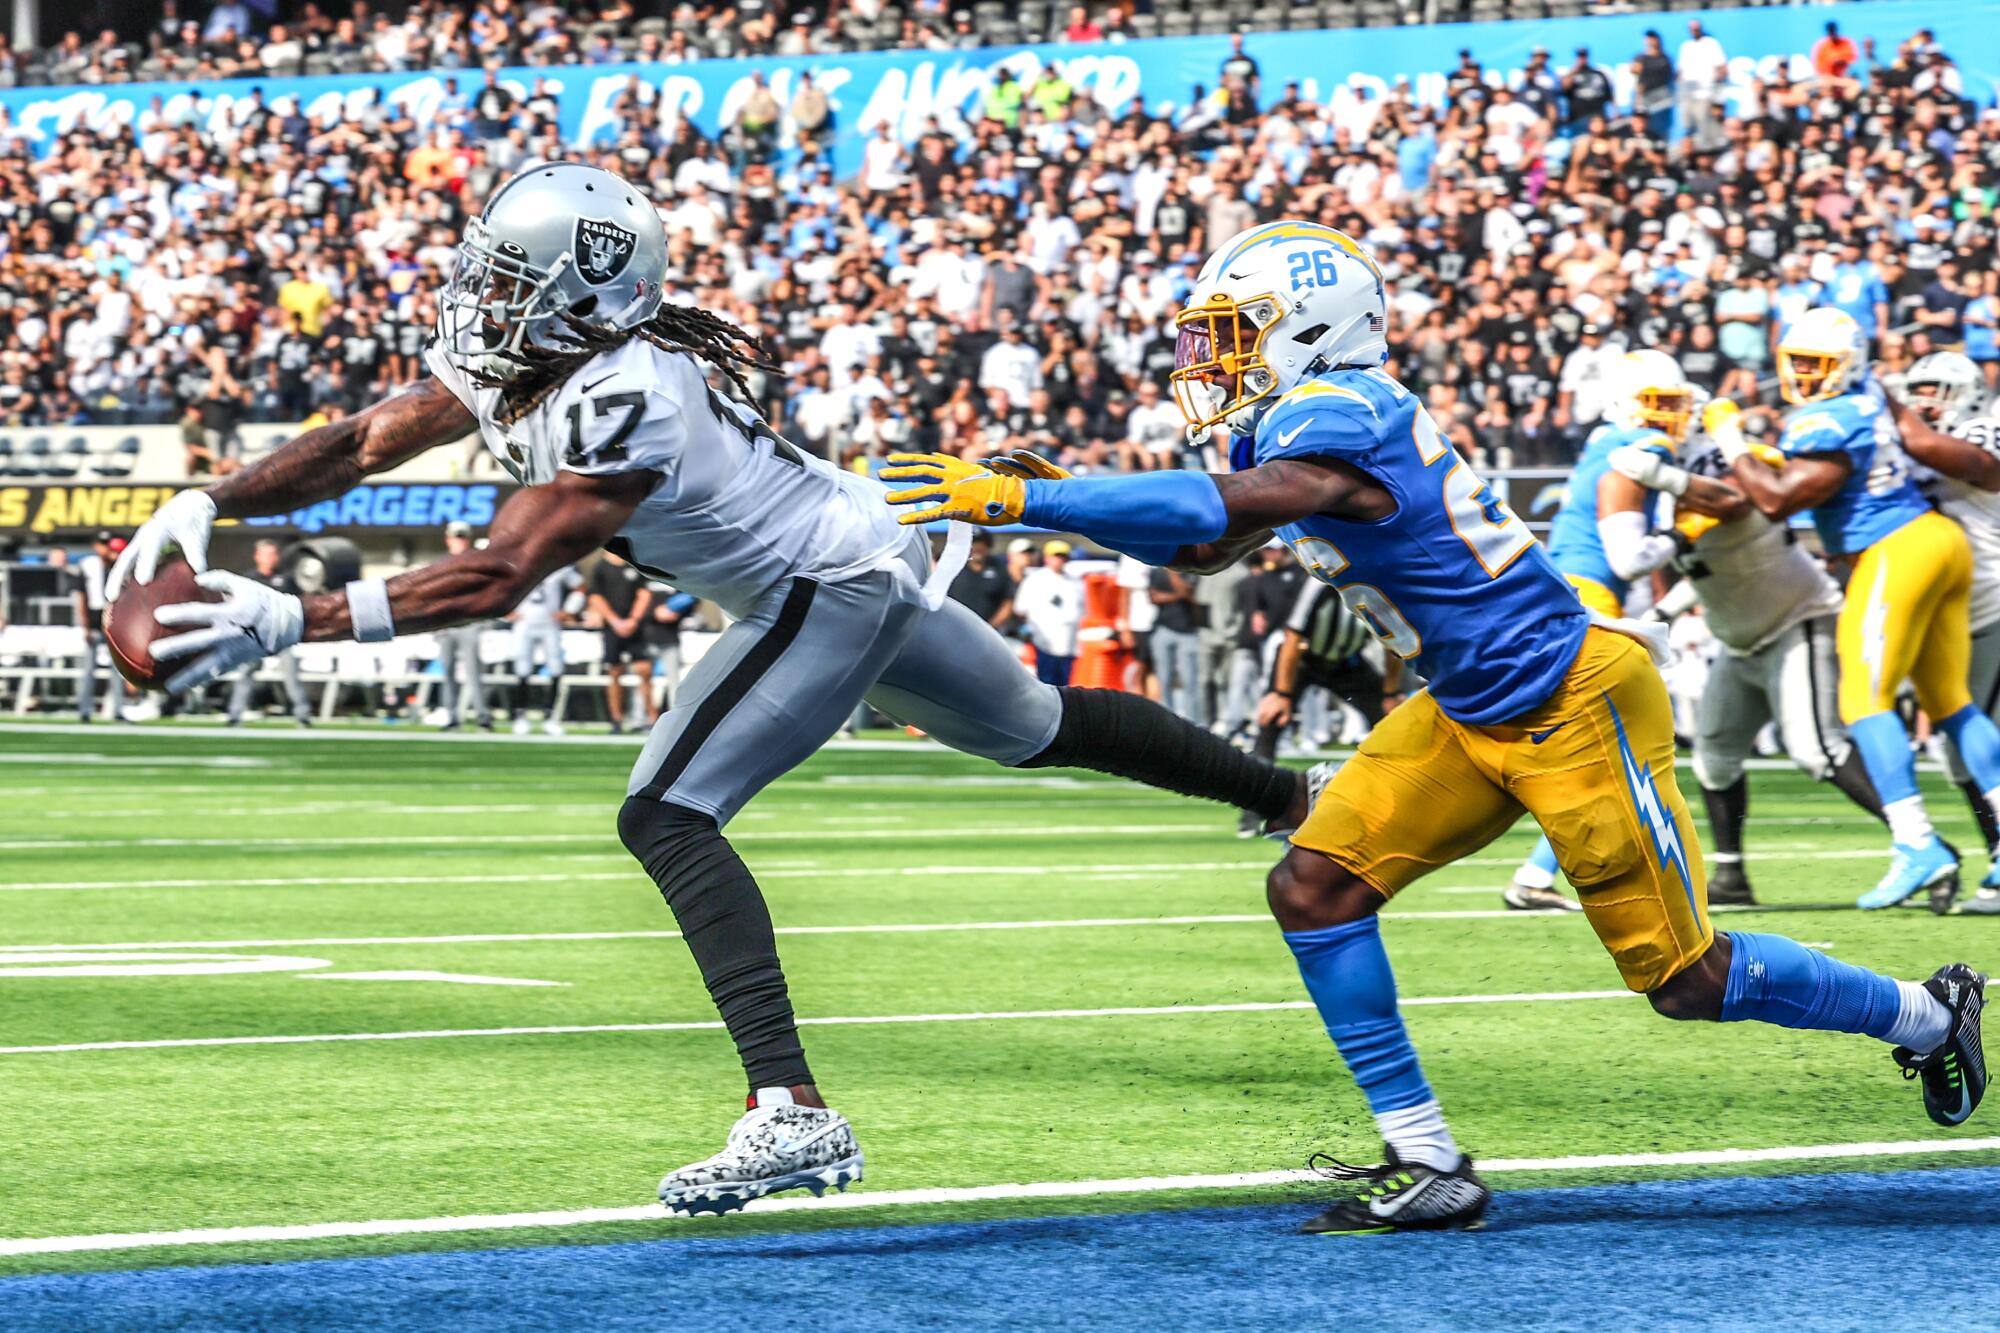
<box><xmin>658</xmin><ymin>1104</ymin><xmax>863</xmax><ymax>1217</ymax></box>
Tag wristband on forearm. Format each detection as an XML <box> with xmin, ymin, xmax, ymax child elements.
<box><xmin>346</xmin><ymin>577</ymin><xmax>395</xmax><ymax>643</ymax></box>
<box><xmin>1020</xmin><ymin>471</ymin><xmax>1230</xmax><ymax>550</ymax></box>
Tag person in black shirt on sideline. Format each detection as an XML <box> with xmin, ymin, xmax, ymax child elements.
<box><xmin>1237</xmin><ymin>579</ymin><xmax>1406</xmax><ymax>835</ymax></box>
<box><xmin>946</xmin><ymin>532</ymin><xmax>1015</xmax><ymax>630</ymax></box>
<box><xmin>588</xmin><ymin>550</ymin><xmax>659</xmax><ymax>734</ymax></box>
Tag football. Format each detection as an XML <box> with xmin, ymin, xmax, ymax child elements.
<box><xmin>101</xmin><ymin>558</ymin><xmax>219</xmax><ymax>690</ymax></box>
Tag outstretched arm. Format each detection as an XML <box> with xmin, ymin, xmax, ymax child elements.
<box><xmin>209</xmin><ymin>376</ymin><xmax>475</xmax><ymax>520</ymax></box>
<box><xmin>882</xmin><ymin>451</ymin><xmax>1389</xmax><ymax>564</ymax></box>
<box><xmin>152</xmin><ymin>469</ymin><xmax>657</xmax><ymax>692</ymax></box>
<box><xmin>112</xmin><ymin>377</ymin><xmax>476</xmax><ymax>598</ymax></box>
<box><xmin>301</xmin><ymin>469</ymin><xmax>657</xmax><ymax>641</ymax></box>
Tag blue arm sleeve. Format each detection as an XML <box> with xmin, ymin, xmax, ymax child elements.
<box><xmin>1019</xmin><ymin>472</ymin><xmax>1230</xmax><ymax>559</ymax></box>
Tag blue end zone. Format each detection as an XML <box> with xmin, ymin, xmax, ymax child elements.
<box><xmin>5</xmin><ymin>1167</ymin><xmax>1994</xmax><ymax>1331</ymax></box>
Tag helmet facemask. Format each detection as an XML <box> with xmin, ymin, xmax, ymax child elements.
<box><xmin>1635</xmin><ymin>385</ymin><xmax>1695</xmax><ymax>443</ymax></box>
<box><xmin>1171</xmin><ymin>292</ymin><xmax>1282</xmax><ymax>440</ymax></box>
<box><xmin>439</xmin><ymin>217</ymin><xmax>578</xmax><ymax>379</ymax></box>
<box><xmin>1776</xmin><ymin>347</ymin><xmax>1849</xmax><ymax>405</ymax></box>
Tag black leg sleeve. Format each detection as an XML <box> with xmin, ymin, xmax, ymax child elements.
<box><xmin>1018</xmin><ymin>686</ymin><xmax>1302</xmax><ymax>821</ymax></box>
<box><xmin>1830</xmin><ymin>748</ymin><xmax>1887</xmax><ymax>826</ymax></box>
<box><xmin>618</xmin><ymin>796</ymin><xmax>811</xmax><ymax>1091</ymax></box>
<box><xmin>1962</xmin><ymin>779</ymin><xmax>2000</xmax><ymax>856</ymax></box>
<box><xmin>1699</xmin><ymin>775</ymin><xmax>1748</xmax><ymax>860</ymax></box>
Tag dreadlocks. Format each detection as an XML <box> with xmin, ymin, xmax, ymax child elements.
<box><xmin>470</xmin><ymin>304</ymin><xmax>781</xmax><ymax>426</ymax></box>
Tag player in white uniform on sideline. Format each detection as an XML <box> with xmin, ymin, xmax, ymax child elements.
<box><xmin>1892</xmin><ymin>352</ymin><xmax>2000</xmax><ymax>912</ymax></box>
<box><xmin>1609</xmin><ymin>402</ymin><xmax>1886</xmax><ymax>906</ymax></box>
<box><xmin>104</xmin><ymin>163</ymin><xmax>1316</xmax><ymax>1217</ymax></box>
<box><xmin>509</xmin><ymin>563</ymin><xmax>581</xmax><ymax>733</ymax></box>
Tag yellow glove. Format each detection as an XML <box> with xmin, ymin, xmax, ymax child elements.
<box><xmin>1675</xmin><ymin>510</ymin><xmax>1720</xmax><ymax>543</ymax></box>
<box><xmin>982</xmin><ymin>449</ymin><xmax>1073</xmax><ymax>481</ymax></box>
<box><xmin>880</xmin><ymin>452</ymin><xmax>1028</xmax><ymax>527</ymax></box>
<box><xmin>1748</xmin><ymin>441</ymin><xmax>1786</xmax><ymax>468</ymax></box>
<box><xmin>1701</xmin><ymin>399</ymin><xmax>1742</xmax><ymax>435</ymax></box>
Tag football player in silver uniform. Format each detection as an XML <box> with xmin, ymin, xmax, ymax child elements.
<box><xmin>106</xmin><ymin>164</ymin><xmax>1316</xmax><ymax>1216</ymax></box>
<box><xmin>1609</xmin><ymin>402</ymin><xmax>1886</xmax><ymax>907</ymax></box>
<box><xmin>1894</xmin><ymin>353</ymin><xmax>2000</xmax><ymax>912</ymax></box>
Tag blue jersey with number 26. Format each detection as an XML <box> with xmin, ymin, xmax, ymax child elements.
<box><xmin>1251</xmin><ymin>368</ymin><xmax>1589</xmax><ymax>725</ymax></box>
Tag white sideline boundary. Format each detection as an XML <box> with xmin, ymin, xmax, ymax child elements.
<box><xmin>0</xmin><ymin>910</ymin><xmax>1592</xmax><ymax>953</ymax></box>
<box><xmin>3</xmin><ymin>1136</ymin><xmax>1995</xmax><ymax>1259</ymax></box>
<box><xmin>0</xmin><ymin>990</ymin><xmax>1634</xmax><ymax>1056</ymax></box>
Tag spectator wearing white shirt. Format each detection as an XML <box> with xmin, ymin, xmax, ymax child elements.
<box><xmin>1123</xmin><ymin>379</ymin><xmax>1185</xmax><ymax>471</ymax></box>
<box><xmin>1013</xmin><ymin>542</ymin><xmax>1084</xmax><ymax>685</ymax></box>
<box><xmin>979</xmin><ymin>320</ymin><xmax>1043</xmax><ymax>409</ymax></box>
<box><xmin>861</xmin><ymin>123</ymin><xmax>903</xmax><ymax>196</ymax></box>
<box><xmin>1676</xmin><ymin>20</ymin><xmax>1728</xmax><ymax>149</ymax></box>
<box><xmin>1555</xmin><ymin>322</ymin><xmax>1621</xmax><ymax>440</ymax></box>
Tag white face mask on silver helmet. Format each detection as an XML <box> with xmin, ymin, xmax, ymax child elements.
<box><xmin>438</xmin><ymin>161</ymin><xmax>667</xmax><ymax>379</ymax></box>
<box><xmin>1904</xmin><ymin>350</ymin><xmax>1985</xmax><ymax>429</ymax></box>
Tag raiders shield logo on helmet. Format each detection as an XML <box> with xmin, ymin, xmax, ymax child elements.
<box><xmin>574</xmin><ymin>217</ymin><xmax>637</xmax><ymax>285</ymax></box>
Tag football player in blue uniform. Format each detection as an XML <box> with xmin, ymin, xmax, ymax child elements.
<box><xmin>1727</xmin><ymin>307</ymin><xmax>2000</xmax><ymax>910</ymax></box>
<box><xmin>883</xmin><ymin>223</ymin><xmax>1986</xmax><ymax>1234</ymax></box>
<box><xmin>1507</xmin><ymin>350</ymin><xmax>1695</xmax><ymax>912</ymax></box>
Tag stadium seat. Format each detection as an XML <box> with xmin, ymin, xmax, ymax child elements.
<box><xmin>634</xmin><ymin>16</ymin><xmax>669</xmax><ymax>36</ymax></box>
<box><xmin>0</xmin><ymin>437</ymin><xmax>15</xmax><ymax>476</ymax></box>
<box><xmin>16</xmin><ymin>437</ymin><xmax>50</xmax><ymax>478</ymax></box>
<box><xmin>40</xmin><ymin>441</ymin><xmax>80</xmax><ymax>480</ymax></box>
<box><xmin>90</xmin><ymin>438</ymin><xmax>141</xmax><ymax>478</ymax></box>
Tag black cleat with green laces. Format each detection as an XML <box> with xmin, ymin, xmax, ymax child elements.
<box><xmin>1298</xmin><ymin>1146</ymin><xmax>1491</xmax><ymax>1236</ymax></box>
<box><xmin>1894</xmin><ymin>963</ymin><xmax>1987</xmax><ymax>1127</ymax></box>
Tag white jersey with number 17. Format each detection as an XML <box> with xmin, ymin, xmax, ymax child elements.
<box><xmin>424</xmin><ymin>336</ymin><xmax>909</xmax><ymax>618</ymax></box>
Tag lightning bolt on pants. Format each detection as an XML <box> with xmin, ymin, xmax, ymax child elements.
<box><xmin>1292</xmin><ymin>626</ymin><xmax>1711</xmax><ymax>993</ymax></box>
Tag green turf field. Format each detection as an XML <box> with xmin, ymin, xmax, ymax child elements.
<box><xmin>1</xmin><ymin>721</ymin><xmax>1996</xmax><ymax>1276</ymax></box>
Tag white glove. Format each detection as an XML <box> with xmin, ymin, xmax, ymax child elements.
<box><xmin>1607</xmin><ymin>445</ymin><xmax>1690</xmax><ymax>497</ymax></box>
<box><xmin>107</xmin><ymin>489</ymin><xmax>218</xmax><ymax>600</ymax></box>
<box><xmin>151</xmin><ymin>571</ymin><xmax>305</xmax><ymax>695</ymax></box>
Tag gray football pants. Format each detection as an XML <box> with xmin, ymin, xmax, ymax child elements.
<box><xmin>1693</xmin><ymin>614</ymin><xmax>1847</xmax><ymax>791</ymax></box>
<box><xmin>626</xmin><ymin>535</ymin><xmax>1062</xmax><ymax>822</ymax></box>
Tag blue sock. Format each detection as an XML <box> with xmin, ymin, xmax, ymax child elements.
<box><xmin>1528</xmin><ymin>835</ymin><xmax>1560</xmax><ymax>879</ymax></box>
<box><xmin>1847</xmin><ymin>712</ymin><xmax>1920</xmax><ymax>806</ymax></box>
<box><xmin>1938</xmin><ymin>704</ymin><xmax>2000</xmax><ymax>794</ymax></box>
<box><xmin>1284</xmin><ymin>917</ymin><xmax>1433</xmax><ymax>1113</ymax></box>
<box><xmin>1720</xmin><ymin>931</ymin><xmax>1901</xmax><ymax>1039</ymax></box>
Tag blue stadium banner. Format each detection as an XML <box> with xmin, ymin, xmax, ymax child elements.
<box><xmin>0</xmin><ymin>481</ymin><xmax>508</xmax><ymax>535</ymax></box>
<box><xmin>0</xmin><ymin>2</ymin><xmax>1985</xmax><ymax>179</ymax></box>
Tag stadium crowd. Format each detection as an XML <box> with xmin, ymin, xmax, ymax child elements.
<box><xmin>0</xmin><ymin>8</ymin><xmax>1989</xmax><ymax>479</ymax></box>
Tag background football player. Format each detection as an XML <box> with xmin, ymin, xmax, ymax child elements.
<box><xmin>1506</xmin><ymin>350</ymin><xmax>1699</xmax><ymax>913</ymax></box>
<box><xmin>1729</xmin><ymin>308</ymin><xmax>2000</xmax><ymax>911</ymax></box>
<box><xmin>108</xmin><ymin>163</ymin><xmax>1320</xmax><ymax>1218</ymax></box>
<box><xmin>888</xmin><ymin>221</ymin><xmax>1987</xmax><ymax>1235</ymax></box>
<box><xmin>1609</xmin><ymin>405</ymin><xmax>1885</xmax><ymax>907</ymax></box>
<box><xmin>1894</xmin><ymin>351</ymin><xmax>2000</xmax><ymax>911</ymax></box>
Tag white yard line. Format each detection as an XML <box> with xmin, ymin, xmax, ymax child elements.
<box><xmin>0</xmin><ymin>846</ymin><xmax>1910</xmax><ymax>895</ymax></box>
<box><xmin>0</xmin><ymin>908</ymin><xmax>1587</xmax><ymax>953</ymax></box>
<box><xmin>0</xmin><ymin>862</ymin><xmax>1283</xmax><ymax>892</ymax></box>
<box><xmin>1</xmin><ymin>1136</ymin><xmax>1992</xmax><ymax>1259</ymax></box>
<box><xmin>0</xmin><ymin>823</ymin><xmax>1215</xmax><ymax>851</ymax></box>
<box><xmin>0</xmin><ymin>915</ymin><xmax>1284</xmax><ymax>953</ymax></box>
<box><xmin>0</xmin><ymin>990</ymin><xmax>1633</xmax><ymax>1057</ymax></box>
